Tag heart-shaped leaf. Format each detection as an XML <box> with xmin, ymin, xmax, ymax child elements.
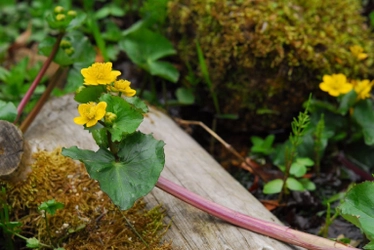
<box><xmin>62</xmin><ymin>132</ymin><xmax>165</xmax><ymax>210</ymax></box>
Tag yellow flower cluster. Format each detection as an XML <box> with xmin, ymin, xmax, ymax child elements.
<box><xmin>319</xmin><ymin>73</ymin><xmax>373</xmax><ymax>99</ymax></box>
<box><xmin>80</xmin><ymin>62</ymin><xmax>136</xmax><ymax>97</ymax></box>
<box><xmin>74</xmin><ymin>62</ymin><xmax>137</xmax><ymax>127</ymax></box>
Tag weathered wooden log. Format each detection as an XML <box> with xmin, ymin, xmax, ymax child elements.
<box><xmin>25</xmin><ymin>94</ymin><xmax>303</xmax><ymax>250</ymax></box>
<box><xmin>0</xmin><ymin>120</ymin><xmax>32</xmax><ymax>182</ymax></box>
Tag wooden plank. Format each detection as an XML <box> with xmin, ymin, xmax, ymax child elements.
<box><xmin>25</xmin><ymin>94</ymin><xmax>303</xmax><ymax>250</ymax></box>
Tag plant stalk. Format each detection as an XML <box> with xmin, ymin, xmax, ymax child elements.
<box><xmin>19</xmin><ymin>67</ymin><xmax>67</xmax><ymax>133</ymax></box>
<box><xmin>156</xmin><ymin>176</ymin><xmax>358</xmax><ymax>250</ymax></box>
<box><xmin>15</xmin><ymin>32</ymin><xmax>64</xmax><ymax>124</ymax></box>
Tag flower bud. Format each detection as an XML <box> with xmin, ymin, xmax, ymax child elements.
<box><xmin>65</xmin><ymin>47</ymin><xmax>75</xmax><ymax>56</ymax></box>
<box><xmin>67</xmin><ymin>10</ymin><xmax>77</xmax><ymax>17</ymax></box>
<box><xmin>104</xmin><ymin>112</ymin><xmax>117</xmax><ymax>125</ymax></box>
<box><xmin>60</xmin><ymin>39</ymin><xmax>72</xmax><ymax>49</ymax></box>
<box><xmin>56</xmin><ymin>14</ymin><xmax>66</xmax><ymax>21</ymax></box>
<box><xmin>54</xmin><ymin>6</ymin><xmax>64</xmax><ymax>14</ymax></box>
<box><xmin>75</xmin><ymin>86</ymin><xmax>85</xmax><ymax>94</ymax></box>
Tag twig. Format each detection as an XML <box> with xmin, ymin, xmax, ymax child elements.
<box><xmin>175</xmin><ymin>118</ymin><xmax>269</xmax><ymax>181</ymax></box>
<box><xmin>15</xmin><ymin>32</ymin><xmax>64</xmax><ymax>124</ymax></box>
<box><xmin>20</xmin><ymin>67</ymin><xmax>67</xmax><ymax>133</ymax></box>
<box><xmin>156</xmin><ymin>176</ymin><xmax>358</xmax><ymax>250</ymax></box>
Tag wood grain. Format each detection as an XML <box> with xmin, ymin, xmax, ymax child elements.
<box><xmin>25</xmin><ymin>94</ymin><xmax>303</xmax><ymax>250</ymax></box>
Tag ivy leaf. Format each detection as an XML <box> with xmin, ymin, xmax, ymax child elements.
<box><xmin>263</xmin><ymin>179</ymin><xmax>283</xmax><ymax>194</ymax></box>
<box><xmin>337</xmin><ymin>181</ymin><xmax>374</xmax><ymax>246</ymax></box>
<box><xmin>100</xmin><ymin>94</ymin><xmax>144</xmax><ymax>142</ymax></box>
<box><xmin>62</xmin><ymin>132</ymin><xmax>165</xmax><ymax>210</ymax></box>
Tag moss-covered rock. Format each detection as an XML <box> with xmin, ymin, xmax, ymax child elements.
<box><xmin>167</xmin><ymin>0</ymin><xmax>374</xmax><ymax>132</ymax></box>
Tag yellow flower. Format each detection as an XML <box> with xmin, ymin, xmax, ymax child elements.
<box><xmin>353</xmin><ymin>79</ymin><xmax>373</xmax><ymax>100</ymax></box>
<box><xmin>350</xmin><ymin>45</ymin><xmax>368</xmax><ymax>61</ymax></box>
<box><xmin>107</xmin><ymin>79</ymin><xmax>136</xmax><ymax>97</ymax></box>
<box><xmin>319</xmin><ymin>74</ymin><xmax>353</xmax><ymax>97</ymax></box>
<box><xmin>74</xmin><ymin>101</ymin><xmax>107</xmax><ymax>127</ymax></box>
<box><xmin>81</xmin><ymin>62</ymin><xmax>121</xmax><ymax>85</ymax></box>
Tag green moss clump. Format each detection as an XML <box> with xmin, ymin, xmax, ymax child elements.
<box><xmin>168</xmin><ymin>0</ymin><xmax>374</xmax><ymax>131</ymax></box>
<box><xmin>1</xmin><ymin>148</ymin><xmax>172</xmax><ymax>250</ymax></box>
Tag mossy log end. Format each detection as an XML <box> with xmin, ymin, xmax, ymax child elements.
<box><xmin>0</xmin><ymin>120</ymin><xmax>31</xmax><ymax>183</ymax></box>
<box><xmin>25</xmin><ymin>95</ymin><xmax>303</xmax><ymax>250</ymax></box>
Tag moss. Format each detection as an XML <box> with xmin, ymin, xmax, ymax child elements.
<box><xmin>167</xmin><ymin>0</ymin><xmax>374</xmax><ymax>131</ymax></box>
<box><xmin>1</xmin><ymin>148</ymin><xmax>172</xmax><ymax>249</ymax></box>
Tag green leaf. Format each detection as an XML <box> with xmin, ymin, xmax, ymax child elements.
<box><xmin>299</xmin><ymin>178</ymin><xmax>316</xmax><ymax>191</ymax></box>
<box><xmin>39</xmin><ymin>31</ymin><xmax>95</xmax><ymax>66</ymax></box>
<box><xmin>38</xmin><ymin>199</ymin><xmax>64</xmax><ymax>215</ymax></box>
<box><xmin>250</xmin><ymin>135</ymin><xmax>274</xmax><ymax>155</ymax></box>
<box><xmin>295</xmin><ymin>157</ymin><xmax>314</xmax><ymax>167</ymax></box>
<box><xmin>26</xmin><ymin>237</ymin><xmax>40</xmax><ymax>248</ymax></box>
<box><xmin>338</xmin><ymin>90</ymin><xmax>357</xmax><ymax>115</ymax></box>
<box><xmin>352</xmin><ymin>99</ymin><xmax>374</xmax><ymax>145</ymax></box>
<box><xmin>363</xmin><ymin>240</ymin><xmax>374</xmax><ymax>249</ymax></box>
<box><xmin>66</xmin><ymin>11</ymin><xmax>86</xmax><ymax>31</ymax></box>
<box><xmin>286</xmin><ymin>177</ymin><xmax>305</xmax><ymax>191</ymax></box>
<box><xmin>92</xmin><ymin>128</ymin><xmax>109</xmax><ymax>149</ymax></box>
<box><xmin>289</xmin><ymin>162</ymin><xmax>307</xmax><ymax>178</ymax></box>
<box><xmin>263</xmin><ymin>179</ymin><xmax>283</xmax><ymax>194</ymax></box>
<box><xmin>100</xmin><ymin>94</ymin><xmax>144</xmax><ymax>142</ymax></box>
<box><xmin>215</xmin><ymin>113</ymin><xmax>239</xmax><ymax>120</ymax></box>
<box><xmin>119</xmin><ymin>27</ymin><xmax>178</xmax><ymax>82</ymax></box>
<box><xmin>337</xmin><ymin>181</ymin><xmax>374</xmax><ymax>243</ymax></box>
<box><xmin>1</xmin><ymin>221</ymin><xmax>22</xmax><ymax>233</ymax></box>
<box><xmin>74</xmin><ymin>85</ymin><xmax>105</xmax><ymax>103</ymax></box>
<box><xmin>123</xmin><ymin>96</ymin><xmax>148</xmax><ymax>113</ymax></box>
<box><xmin>176</xmin><ymin>87</ymin><xmax>195</xmax><ymax>104</ymax></box>
<box><xmin>62</xmin><ymin>132</ymin><xmax>165</xmax><ymax>210</ymax></box>
<box><xmin>0</xmin><ymin>66</ymin><xmax>10</xmax><ymax>81</ymax></box>
<box><xmin>0</xmin><ymin>100</ymin><xmax>17</xmax><ymax>122</ymax></box>
<box><xmin>148</xmin><ymin>60</ymin><xmax>179</xmax><ymax>83</ymax></box>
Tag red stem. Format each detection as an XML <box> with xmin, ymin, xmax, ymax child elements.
<box><xmin>156</xmin><ymin>176</ymin><xmax>358</xmax><ymax>250</ymax></box>
<box><xmin>15</xmin><ymin>32</ymin><xmax>64</xmax><ymax>124</ymax></box>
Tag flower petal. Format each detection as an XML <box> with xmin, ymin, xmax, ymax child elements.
<box><xmin>86</xmin><ymin>119</ymin><xmax>98</xmax><ymax>127</ymax></box>
<box><xmin>74</xmin><ymin>116</ymin><xmax>88</xmax><ymax>125</ymax></box>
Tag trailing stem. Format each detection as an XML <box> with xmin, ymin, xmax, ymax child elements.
<box><xmin>156</xmin><ymin>176</ymin><xmax>358</xmax><ymax>250</ymax></box>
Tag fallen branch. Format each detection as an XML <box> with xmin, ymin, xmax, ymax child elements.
<box><xmin>156</xmin><ymin>176</ymin><xmax>358</xmax><ymax>250</ymax></box>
